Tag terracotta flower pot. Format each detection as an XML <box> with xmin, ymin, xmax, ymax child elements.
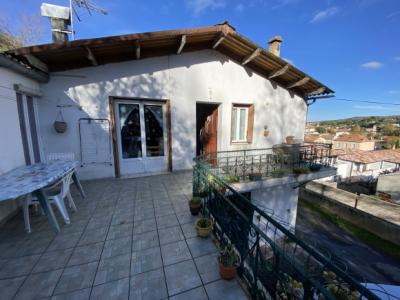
<box><xmin>219</xmin><ymin>262</ymin><xmax>238</xmax><ymax>280</ymax></box>
<box><xmin>286</xmin><ymin>135</ymin><xmax>294</xmax><ymax>144</ymax></box>
<box><xmin>189</xmin><ymin>202</ymin><xmax>201</xmax><ymax>215</ymax></box>
<box><xmin>195</xmin><ymin>218</ymin><xmax>213</xmax><ymax>238</ymax></box>
<box><xmin>54</xmin><ymin>121</ymin><xmax>67</xmax><ymax>133</ymax></box>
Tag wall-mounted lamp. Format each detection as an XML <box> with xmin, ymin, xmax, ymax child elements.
<box><xmin>264</xmin><ymin>126</ymin><xmax>270</xmax><ymax>137</ymax></box>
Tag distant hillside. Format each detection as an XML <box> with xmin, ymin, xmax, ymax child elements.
<box><xmin>309</xmin><ymin>115</ymin><xmax>400</xmax><ymax>126</ymax></box>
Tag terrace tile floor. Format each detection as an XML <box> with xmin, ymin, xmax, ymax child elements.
<box><xmin>0</xmin><ymin>171</ymin><xmax>249</xmax><ymax>300</ymax></box>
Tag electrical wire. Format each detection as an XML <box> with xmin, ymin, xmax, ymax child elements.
<box><xmin>332</xmin><ymin>97</ymin><xmax>400</xmax><ymax>106</ymax></box>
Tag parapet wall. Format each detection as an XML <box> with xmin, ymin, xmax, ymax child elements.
<box><xmin>300</xmin><ymin>181</ymin><xmax>400</xmax><ymax>246</ymax></box>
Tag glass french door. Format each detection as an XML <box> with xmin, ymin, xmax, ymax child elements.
<box><xmin>115</xmin><ymin>100</ymin><xmax>168</xmax><ymax>176</ymax></box>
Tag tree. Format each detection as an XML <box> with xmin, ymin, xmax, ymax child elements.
<box><xmin>382</xmin><ymin>121</ymin><xmax>395</xmax><ymax>136</ymax></box>
<box><xmin>0</xmin><ymin>13</ymin><xmax>44</xmax><ymax>51</ymax></box>
<box><xmin>316</xmin><ymin>126</ymin><xmax>327</xmax><ymax>134</ymax></box>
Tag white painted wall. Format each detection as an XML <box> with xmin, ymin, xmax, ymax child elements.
<box><xmin>0</xmin><ymin>67</ymin><xmax>40</xmax><ymax>223</ymax></box>
<box><xmin>38</xmin><ymin>50</ymin><xmax>307</xmax><ymax>180</ymax></box>
<box><xmin>251</xmin><ymin>184</ymin><xmax>299</xmax><ymax>229</ymax></box>
<box><xmin>377</xmin><ymin>172</ymin><xmax>400</xmax><ymax>202</ymax></box>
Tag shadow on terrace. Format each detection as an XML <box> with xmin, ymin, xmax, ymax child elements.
<box><xmin>0</xmin><ymin>172</ymin><xmax>248</xmax><ymax>299</ymax></box>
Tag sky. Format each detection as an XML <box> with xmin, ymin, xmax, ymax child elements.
<box><xmin>1</xmin><ymin>0</ymin><xmax>400</xmax><ymax>121</ymax></box>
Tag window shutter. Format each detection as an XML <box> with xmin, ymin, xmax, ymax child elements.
<box><xmin>247</xmin><ymin>104</ymin><xmax>254</xmax><ymax>143</ymax></box>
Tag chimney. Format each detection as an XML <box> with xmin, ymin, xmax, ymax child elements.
<box><xmin>268</xmin><ymin>35</ymin><xmax>283</xmax><ymax>57</ymax></box>
<box><xmin>41</xmin><ymin>3</ymin><xmax>71</xmax><ymax>43</ymax></box>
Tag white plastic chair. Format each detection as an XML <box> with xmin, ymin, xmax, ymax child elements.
<box><xmin>47</xmin><ymin>152</ymin><xmax>75</xmax><ymax>162</ymax></box>
<box><xmin>23</xmin><ymin>171</ymin><xmax>77</xmax><ymax>233</ymax></box>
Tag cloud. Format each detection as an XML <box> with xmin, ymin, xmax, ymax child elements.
<box><xmin>235</xmin><ymin>3</ymin><xmax>245</xmax><ymax>13</ymax></box>
<box><xmin>395</xmin><ymin>56</ymin><xmax>400</xmax><ymax>61</ymax></box>
<box><xmin>187</xmin><ymin>0</ymin><xmax>226</xmax><ymax>16</ymax></box>
<box><xmin>272</xmin><ymin>0</ymin><xmax>299</xmax><ymax>9</ymax></box>
<box><xmin>360</xmin><ymin>61</ymin><xmax>384</xmax><ymax>69</ymax></box>
<box><xmin>388</xmin><ymin>90</ymin><xmax>400</xmax><ymax>95</ymax></box>
<box><xmin>354</xmin><ymin>105</ymin><xmax>400</xmax><ymax>111</ymax></box>
<box><xmin>387</xmin><ymin>11</ymin><xmax>400</xmax><ymax>22</ymax></box>
<box><xmin>310</xmin><ymin>7</ymin><xmax>339</xmax><ymax>23</ymax></box>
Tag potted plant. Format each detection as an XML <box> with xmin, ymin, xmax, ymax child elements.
<box><xmin>270</xmin><ymin>169</ymin><xmax>286</xmax><ymax>178</ymax></box>
<box><xmin>54</xmin><ymin>120</ymin><xmax>67</xmax><ymax>133</ymax></box>
<box><xmin>195</xmin><ymin>217</ymin><xmax>213</xmax><ymax>238</ymax></box>
<box><xmin>54</xmin><ymin>109</ymin><xmax>67</xmax><ymax>133</ymax></box>
<box><xmin>189</xmin><ymin>197</ymin><xmax>201</xmax><ymax>215</ymax></box>
<box><xmin>222</xmin><ymin>175</ymin><xmax>240</xmax><ymax>183</ymax></box>
<box><xmin>292</xmin><ymin>167</ymin><xmax>310</xmax><ymax>176</ymax></box>
<box><xmin>286</xmin><ymin>135</ymin><xmax>295</xmax><ymax>144</ymax></box>
<box><xmin>309</xmin><ymin>163</ymin><xmax>322</xmax><ymax>172</ymax></box>
<box><xmin>218</xmin><ymin>244</ymin><xmax>240</xmax><ymax>280</ymax></box>
<box><xmin>249</xmin><ymin>172</ymin><xmax>262</xmax><ymax>181</ymax></box>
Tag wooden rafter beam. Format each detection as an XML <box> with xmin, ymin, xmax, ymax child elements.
<box><xmin>177</xmin><ymin>35</ymin><xmax>186</xmax><ymax>54</ymax></box>
<box><xmin>268</xmin><ymin>64</ymin><xmax>289</xmax><ymax>79</ymax></box>
<box><xmin>135</xmin><ymin>40</ymin><xmax>140</xmax><ymax>59</ymax></box>
<box><xmin>84</xmin><ymin>46</ymin><xmax>98</xmax><ymax>66</ymax></box>
<box><xmin>212</xmin><ymin>32</ymin><xmax>226</xmax><ymax>49</ymax></box>
<box><xmin>242</xmin><ymin>48</ymin><xmax>262</xmax><ymax>66</ymax></box>
<box><xmin>24</xmin><ymin>54</ymin><xmax>48</xmax><ymax>73</ymax></box>
<box><xmin>307</xmin><ymin>87</ymin><xmax>326</xmax><ymax>96</ymax></box>
<box><xmin>287</xmin><ymin>77</ymin><xmax>310</xmax><ymax>89</ymax></box>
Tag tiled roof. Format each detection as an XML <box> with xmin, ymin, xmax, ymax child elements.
<box><xmin>338</xmin><ymin>149</ymin><xmax>400</xmax><ymax>164</ymax></box>
<box><xmin>334</xmin><ymin>134</ymin><xmax>371</xmax><ymax>143</ymax></box>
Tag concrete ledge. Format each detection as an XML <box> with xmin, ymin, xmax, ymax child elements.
<box><xmin>300</xmin><ymin>182</ymin><xmax>400</xmax><ymax>246</ymax></box>
<box><xmin>232</xmin><ymin>167</ymin><xmax>337</xmax><ymax>193</ymax></box>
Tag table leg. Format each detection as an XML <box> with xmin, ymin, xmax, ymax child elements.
<box><xmin>32</xmin><ymin>188</ymin><xmax>60</xmax><ymax>233</ymax></box>
<box><xmin>72</xmin><ymin>171</ymin><xmax>86</xmax><ymax>199</ymax></box>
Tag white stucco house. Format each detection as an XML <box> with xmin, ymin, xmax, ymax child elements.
<box><xmin>0</xmin><ymin>22</ymin><xmax>334</xmax><ymax>226</ymax></box>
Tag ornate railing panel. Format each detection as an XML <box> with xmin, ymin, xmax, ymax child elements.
<box><xmin>196</xmin><ymin>144</ymin><xmax>336</xmax><ymax>182</ymax></box>
<box><xmin>193</xmin><ymin>160</ymin><xmax>380</xmax><ymax>300</ymax></box>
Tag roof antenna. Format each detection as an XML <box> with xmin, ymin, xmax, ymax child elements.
<box><xmin>70</xmin><ymin>0</ymin><xmax>108</xmax><ymax>40</ymax></box>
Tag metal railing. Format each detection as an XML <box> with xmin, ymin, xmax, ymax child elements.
<box><xmin>193</xmin><ymin>157</ymin><xmax>382</xmax><ymax>300</ymax></box>
<box><xmin>196</xmin><ymin>144</ymin><xmax>335</xmax><ymax>182</ymax></box>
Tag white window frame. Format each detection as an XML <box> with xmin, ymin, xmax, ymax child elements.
<box><xmin>231</xmin><ymin>106</ymin><xmax>249</xmax><ymax>143</ymax></box>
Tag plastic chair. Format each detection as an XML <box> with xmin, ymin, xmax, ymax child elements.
<box><xmin>23</xmin><ymin>171</ymin><xmax>77</xmax><ymax>233</ymax></box>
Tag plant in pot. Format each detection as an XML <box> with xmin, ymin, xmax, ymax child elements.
<box><xmin>189</xmin><ymin>197</ymin><xmax>202</xmax><ymax>215</ymax></box>
<box><xmin>270</xmin><ymin>169</ymin><xmax>286</xmax><ymax>178</ymax></box>
<box><xmin>222</xmin><ymin>175</ymin><xmax>240</xmax><ymax>183</ymax></box>
<box><xmin>53</xmin><ymin>108</ymin><xmax>67</xmax><ymax>133</ymax></box>
<box><xmin>309</xmin><ymin>163</ymin><xmax>322</xmax><ymax>172</ymax></box>
<box><xmin>249</xmin><ymin>172</ymin><xmax>262</xmax><ymax>181</ymax></box>
<box><xmin>286</xmin><ymin>135</ymin><xmax>294</xmax><ymax>144</ymax></box>
<box><xmin>195</xmin><ymin>217</ymin><xmax>213</xmax><ymax>238</ymax></box>
<box><xmin>218</xmin><ymin>243</ymin><xmax>240</xmax><ymax>280</ymax></box>
<box><xmin>292</xmin><ymin>167</ymin><xmax>310</xmax><ymax>177</ymax></box>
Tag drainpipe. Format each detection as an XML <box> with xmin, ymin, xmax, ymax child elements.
<box><xmin>0</xmin><ymin>55</ymin><xmax>49</xmax><ymax>83</ymax></box>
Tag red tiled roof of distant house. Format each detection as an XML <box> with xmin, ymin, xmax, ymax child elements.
<box><xmin>338</xmin><ymin>149</ymin><xmax>400</xmax><ymax>164</ymax></box>
<box><xmin>334</xmin><ymin>133</ymin><xmax>371</xmax><ymax>143</ymax></box>
<box><xmin>304</xmin><ymin>135</ymin><xmax>320</xmax><ymax>143</ymax></box>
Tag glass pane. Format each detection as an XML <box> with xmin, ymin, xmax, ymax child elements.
<box><xmin>144</xmin><ymin>105</ymin><xmax>165</xmax><ymax>157</ymax></box>
<box><xmin>239</xmin><ymin>108</ymin><xmax>246</xmax><ymax>141</ymax></box>
<box><xmin>231</xmin><ymin>108</ymin><xmax>237</xmax><ymax>141</ymax></box>
<box><xmin>119</xmin><ymin>104</ymin><xmax>142</xmax><ymax>158</ymax></box>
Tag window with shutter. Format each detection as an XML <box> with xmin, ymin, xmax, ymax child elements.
<box><xmin>231</xmin><ymin>104</ymin><xmax>254</xmax><ymax>144</ymax></box>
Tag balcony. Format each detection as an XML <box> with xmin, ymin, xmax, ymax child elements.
<box><xmin>193</xmin><ymin>147</ymin><xmax>381</xmax><ymax>299</ymax></box>
<box><xmin>196</xmin><ymin>144</ymin><xmax>336</xmax><ymax>185</ymax></box>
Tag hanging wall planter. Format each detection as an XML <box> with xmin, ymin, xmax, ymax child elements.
<box><xmin>54</xmin><ymin>108</ymin><xmax>67</xmax><ymax>133</ymax></box>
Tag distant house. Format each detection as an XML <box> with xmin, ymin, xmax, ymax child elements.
<box><xmin>304</xmin><ymin>133</ymin><xmax>333</xmax><ymax>144</ymax></box>
<box><xmin>335</xmin><ymin>149</ymin><xmax>400</xmax><ymax>180</ymax></box>
<box><xmin>333</xmin><ymin>133</ymin><xmax>375</xmax><ymax>151</ymax></box>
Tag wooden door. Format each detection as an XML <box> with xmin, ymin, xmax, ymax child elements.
<box><xmin>203</xmin><ymin>107</ymin><xmax>218</xmax><ymax>163</ymax></box>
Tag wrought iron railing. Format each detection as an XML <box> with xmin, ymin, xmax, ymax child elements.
<box><xmin>193</xmin><ymin>159</ymin><xmax>381</xmax><ymax>300</ymax></box>
<box><xmin>196</xmin><ymin>144</ymin><xmax>335</xmax><ymax>182</ymax></box>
